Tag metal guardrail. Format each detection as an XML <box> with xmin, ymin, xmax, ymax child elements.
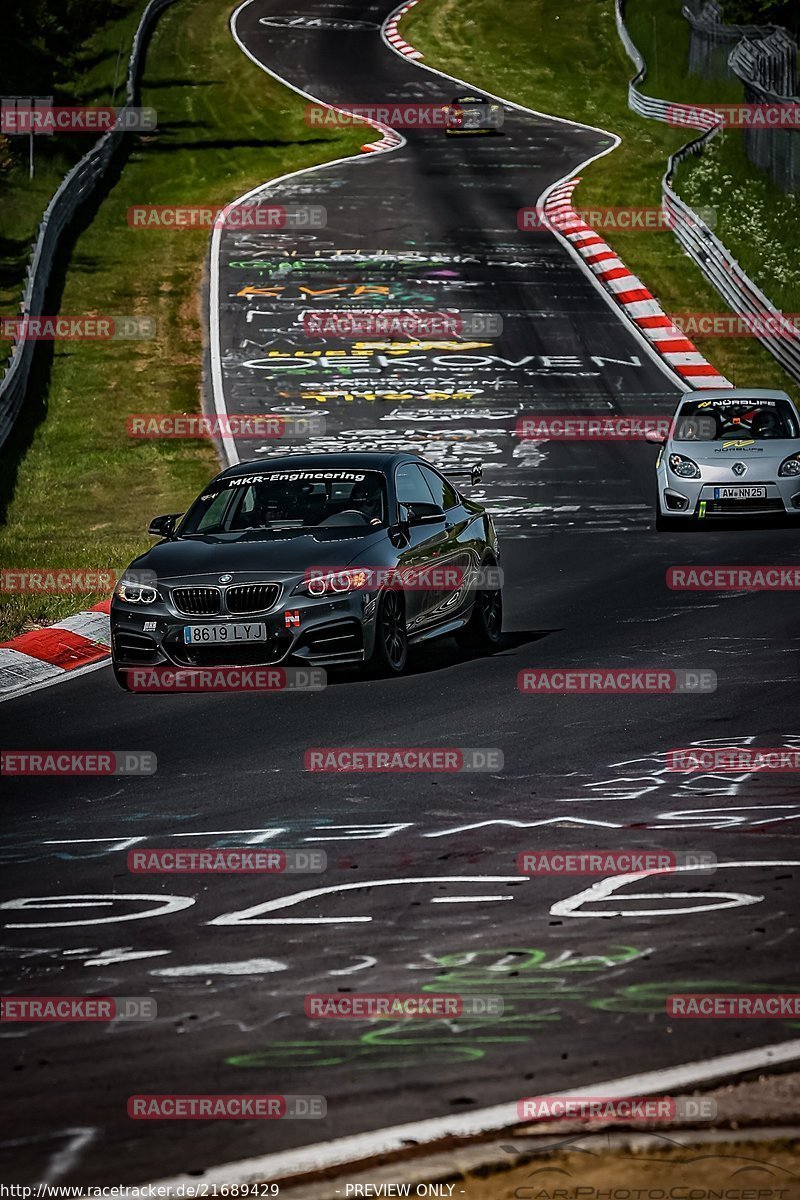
<box><xmin>614</xmin><ymin>0</ymin><xmax>800</xmax><ymax>386</ymax></box>
<box><xmin>0</xmin><ymin>0</ymin><xmax>176</xmax><ymax>451</ymax></box>
<box><xmin>683</xmin><ymin>0</ymin><xmax>783</xmax><ymax>81</ymax></box>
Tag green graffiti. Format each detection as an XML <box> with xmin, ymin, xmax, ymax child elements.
<box><xmin>227</xmin><ymin>946</ymin><xmax>783</xmax><ymax>1072</ymax></box>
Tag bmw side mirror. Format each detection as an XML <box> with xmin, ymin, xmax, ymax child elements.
<box><xmin>148</xmin><ymin>513</ymin><xmax>182</xmax><ymax>538</ymax></box>
<box><xmin>407</xmin><ymin>502</ymin><xmax>447</xmax><ymax>526</ymax></box>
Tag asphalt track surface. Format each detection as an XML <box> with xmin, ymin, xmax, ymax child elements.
<box><xmin>3</xmin><ymin>0</ymin><xmax>800</xmax><ymax>1187</ymax></box>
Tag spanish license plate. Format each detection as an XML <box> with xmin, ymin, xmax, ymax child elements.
<box><xmin>183</xmin><ymin>623</ymin><xmax>267</xmax><ymax>644</ymax></box>
<box><xmin>713</xmin><ymin>486</ymin><xmax>767</xmax><ymax>500</ymax></box>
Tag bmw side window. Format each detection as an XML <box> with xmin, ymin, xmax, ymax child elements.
<box><xmin>420</xmin><ymin>465</ymin><xmax>458</xmax><ymax>510</ymax></box>
<box><xmin>194</xmin><ymin>489</ymin><xmax>234</xmax><ymax>532</ymax></box>
<box><xmin>395</xmin><ymin>463</ymin><xmax>436</xmax><ymax>507</ymax></box>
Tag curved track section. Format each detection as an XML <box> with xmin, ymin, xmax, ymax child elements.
<box><xmin>2</xmin><ymin>0</ymin><xmax>800</xmax><ymax>1187</ymax></box>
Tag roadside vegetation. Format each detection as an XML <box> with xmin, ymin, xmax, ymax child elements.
<box><xmin>401</xmin><ymin>0</ymin><xmax>800</xmax><ymax>399</ymax></box>
<box><xmin>0</xmin><ymin>0</ymin><xmax>367</xmax><ymax>641</ymax></box>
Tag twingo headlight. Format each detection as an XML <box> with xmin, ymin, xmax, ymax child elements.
<box><xmin>779</xmin><ymin>452</ymin><xmax>800</xmax><ymax>477</ymax></box>
<box><xmin>293</xmin><ymin>568</ymin><xmax>372</xmax><ymax>597</ymax></box>
<box><xmin>115</xmin><ymin>577</ymin><xmax>159</xmax><ymax>604</ymax></box>
<box><xmin>668</xmin><ymin>453</ymin><xmax>701</xmax><ymax>480</ymax></box>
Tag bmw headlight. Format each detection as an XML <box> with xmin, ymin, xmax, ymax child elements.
<box><xmin>779</xmin><ymin>452</ymin><xmax>800</xmax><ymax>477</ymax></box>
<box><xmin>292</xmin><ymin>569</ymin><xmax>372</xmax><ymax>597</ymax></box>
<box><xmin>668</xmin><ymin>453</ymin><xmax>701</xmax><ymax>480</ymax></box>
<box><xmin>115</xmin><ymin>577</ymin><xmax>159</xmax><ymax>604</ymax></box>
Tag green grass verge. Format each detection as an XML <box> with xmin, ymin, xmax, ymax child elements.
<box><xmin>0</xmin><ymin>0</ymin><xmax>149</xmax><ymax>355</ymax></box>
<box><xmin>0</xmin><ymin>0</ymin><xmax>368</xmax><ymax>641</ymax></box>
<box><xmin>401</xmin><ymin>0</ymin><xmax>800</xmax><ymax>401</ymax></box>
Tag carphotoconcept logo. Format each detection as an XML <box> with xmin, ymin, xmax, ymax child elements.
<box><xmin>304</xmin><ymin>747</ymin><xmax>503</xmax><ymax>772</ymax></box>
<box><xmin>518</xmin><ymin>670</ymin><xmax>717</xmax><ymax>694</ymax></box>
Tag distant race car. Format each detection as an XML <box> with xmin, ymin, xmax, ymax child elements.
<box><xmin>110</xmin><ymin>452</ymin><xmax>502</xmax><ymax>689</ymax></box>
<box><xmin>650</xmin><ymin>387</ymin><xmax>800</xmax><ymax>529</ymax></box>
<box><xmin>443</xmin><ymin>94</ymin><xmax>504</xmax><ymax>136</ymax></box>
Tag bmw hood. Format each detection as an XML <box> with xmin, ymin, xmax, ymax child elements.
<box><xmin>125</xmin><ymin>529</ymin><xmax>388</xmax><ymax>583</ymax></box>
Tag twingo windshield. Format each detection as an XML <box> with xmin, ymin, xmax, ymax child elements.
<box><xmin>178</xmin><ymin>470</ymin><xmax>388</xmax><ymax>537</ymax></box>
<box><xmin>673</xmin><ymin>398</ymin><xmax>800</xmax><ymax>442</ymax></box>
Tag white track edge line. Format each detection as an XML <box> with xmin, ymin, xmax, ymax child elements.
<box><xmin>147</xmin><ymin>1038</ymin><xmax>800</xmax><ymax>1189</ymax></box>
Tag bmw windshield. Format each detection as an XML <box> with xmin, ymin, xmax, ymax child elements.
<box><xmin>673</xmin><ymin>398</ymin><xmax>800</xmax><ymax>442</ymax></box>
<box><xmin>177</xmin><ymin>469</ymin><xmax>388</xmax><ymax>538</ymax></box>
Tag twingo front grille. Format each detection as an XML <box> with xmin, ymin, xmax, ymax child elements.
<box><xmin>172</xmin><ymin>586</ymin><xmax>221</xmax><ymax>616</ymax></box>
<box><xmin>226</xmin><ymin>583</ymin><xmax>281</xmax><ymax>615</ymax></box>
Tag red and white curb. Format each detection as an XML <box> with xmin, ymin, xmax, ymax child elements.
<box><xmin>362</xmin><ymin>127</ymin><xmax>404</xmax><ymax>153</ymax></box>
<box><xmin>0</xmin><ymin>600</ymin><xmax>111</xmax><ymax>701</ymax></box>
<box><xmin>384</xmin><ymin>0</ymin><xmax>423</xmax><ymax>59</ymax></box>
<box><xmin>544</xmin><ymin>178</ymin><xmax>732</xmax><ymax>390</ymax></box>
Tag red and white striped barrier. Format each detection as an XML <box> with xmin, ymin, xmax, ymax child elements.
<box><xmin>384</xmin><ymin>0</ymin><xmax>423</xmax><ymax>59</ymax></box>
<box><xmin>544</xmin><ymin>178</ymin><xmax>732</xmax><ymax>390</ymax></box>
<box><xmin>0</xmin><ymin>599</ymin><xmax>111</xmax><ymax>699</ymax></box>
